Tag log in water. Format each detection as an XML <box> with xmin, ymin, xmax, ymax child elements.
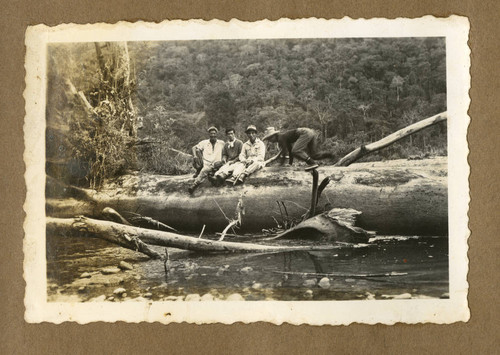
<box><xmin>46</xmin><ymin>157</ymin><xmax>448</xmax><ymax>236</ymax></box>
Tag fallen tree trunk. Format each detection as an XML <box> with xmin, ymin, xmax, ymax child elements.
<box><xmin>335</xmin><ymin>112</ymin><xmax>447</xmax><ymax>167</ymax></box>
<box><xmin>47</xmin><ymin>215</ymin><xmax>164</xmax><ymax>259</ymax></box>
<box><xmin>46</xmin><ymin>216</ymin><xmax>342</xmax><ymax>253</ymax></box>
<box><xmin>46</xmin><ymin>158</ymin><xmax>448</xmax><ymax>236</ymax></box>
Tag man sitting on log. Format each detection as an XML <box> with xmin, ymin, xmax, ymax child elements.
<box><xmin>188</xmin><ymin>126</ymin><xmax>225</xmax><ymax>194</ymax></box>
<box><xmin>226</xmin><ymin>125</ymin><xmax>266</xmax><ymax>185</ymax></box>
<box><xmin>210</xmin><ymin>127</ymin><xmax>243</xmax><ymax>186</ymax></box>
<box><xmin>262</xmin><ymin>127</ymin><xmax>334</xmax><ymax>166</ymax></box>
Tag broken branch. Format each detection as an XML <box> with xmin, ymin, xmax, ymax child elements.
<box><xmin>335</xmin><ymin>112</ymin><xmax>447</xmax><ymax>166</ymax></box>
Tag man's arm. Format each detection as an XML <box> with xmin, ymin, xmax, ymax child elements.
<box><xmin>255</xmin><ymin>140</ymin><xmax>266</xmax><ymax>162</ymax></box>
<box><xmin>221</xmin><ymin>144</ymin><xmax>229</xmax><ymax>163</ymax></box>
<box><xmin>276</xmin><ymin>136</ymin><xmax>290</xmax><ymax>165</ymax></box>
<box><xmin>287</xmin><ymin>142</ymin><xmax>294</xmax><ymax>165</ymax></box>
<box><xmin>238</xmin><ymin>144</ymin><xmax>248</xmax><ymax>164</ymax></box>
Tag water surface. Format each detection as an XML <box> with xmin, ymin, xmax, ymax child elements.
<box><xmin>47</xmin><ymin>233</ymin><xmax>448</xmax><ymax>302</ymax></box>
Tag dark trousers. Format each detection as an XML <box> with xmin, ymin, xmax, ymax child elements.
<box><xmin>291</xmin><ymin>128</ymin><xmax>334</xmax><ymax>161</ymax></box>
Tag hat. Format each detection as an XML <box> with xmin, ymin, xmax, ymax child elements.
<box><xmin>245</xmin><ymin>125</ymin><xmax>257</xmax><ymax>133</ymax></box>
<box><xmin>262</xmin><ymin>127</ymin><xmax>280</xmax><ymax>141</ymax></box>
<box><xmin>207</xmin><ymin>126</ymin><xmax>218</xmax><ymax>133</ymax></box>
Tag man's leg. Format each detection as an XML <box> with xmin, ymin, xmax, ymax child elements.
<box><xmin>214</xmin><ymin>162</ymin><xmax>234</xmax><ymax>179</ymax></box>
<box><xmin>211</xmin><ymin>162</ymin><xmax>232</xmax><ymax>186</ymax></box>
<box><xmin>226</xmin><ymin>162</ymin><xmax>245</xmax><ymax>184</ymax></box>
<box><xmin>309</xmin><ymin>133</ymin><xmax>335</xmax><ymax>160</ymax></box>
<box><xmin>192</xmin><ymin>152</ymin><xmax>204</xmax><ymax>178</ymax></box>
<box><xmin>237</xmin><ymin>161</ymin><xmax>264</xmax><ymax>183</ymax></box>
<box><xmin>188</xmin><ymin>165</ymin><xmax>211</xmax><ymax>193</ymax></box>
<box><xmin>291</xmin><ymin>128</ymin><xmax>315</xmax><ymax>163</ymax></box>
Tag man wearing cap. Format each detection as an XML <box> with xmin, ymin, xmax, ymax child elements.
<box><xmin>262</xmin><ymin>127</ymin><xmax>335</xmax><ymax>166</ymax></box>
<box><xmin>210</xmin><ymin>128</ymin><xmax>244</xmax><ymax>186</ymax></box>
<box><xmin>226</xmin><ymin>125</ymin><xmax>266</xmax><ymax>185</ymax></box>
<box><xmin>188</xmin><ymin>126</ymin><xmax>225</xmax><ymax>194</ymax></box>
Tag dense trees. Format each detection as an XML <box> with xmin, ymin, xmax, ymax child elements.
<box><xmin>46</xmin><ymin>37</ymin><xmax>447</xmax><ymax>186</ymax></box>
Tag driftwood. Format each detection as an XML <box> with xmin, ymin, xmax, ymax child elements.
<box><xmin>335</xmin><ymin>112</ymin><xmax>447</xmax><ymax>166</ymax></box>
<box><xmin>272</xmin><ymin>208</ymin><xmax>375</xmax><ymax>244</ymax></box>
<box><xmin>48</xmin><ymin>215</ymin><xmax>164</xmax><ymax>259</ymax></box>
<box><xmin>46</xmin><ymin>216</ymin><xmax>342</xmax><ymax>253</ymax></box>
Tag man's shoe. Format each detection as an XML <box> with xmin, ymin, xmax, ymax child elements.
<box><xmin>237</xmin><ymin>174</ymin><xmax>246</xmax><ymax>184</ymax></box>
<box><xmin>215</xmin><ymin>175</ymin><xmax>225</xmax><ymax>186</ymax></box>
<box><xmin>207</xmin><ymin>175</ymin><xmax>217</xmax><ymax>185</ymax></box>
<box><xmin>188</xmin><ymin>185</ymin><xmax>196</xmax><ymax>194</ymax></box>
<box><xmin>305</xmin><ymin>157</ymin><xmax>317</xmax><ymax>166</ymax></box>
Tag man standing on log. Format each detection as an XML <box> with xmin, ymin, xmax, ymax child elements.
<box><xmin>188</xmin><ymin>126</ymin><xmax>224</xmax><ymax>194</ymax></box>
<box><xmin>262</xmin><ymin>127</ymin><xmax>334</xmax><ymax>166</ymax></box>
<box><xmin>210</xmin><ymin>127</ymin><xmax>243</xmax><ymax>186</ymax></box>
<box><xmin>226</xmin><ymin>125</ymin><xmax>266</xmax><ymax>185</ymax></box>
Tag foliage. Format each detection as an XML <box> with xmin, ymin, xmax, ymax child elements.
<box><xmin>128</xmin><ymin>37</ymin><xmax>446</xmax><ymax>166</ymax></box>
<box><xmin>46</xmin><ymin>37</ymin><xmax>448</xmax><ymax>184</ymax></box>
<box><xmin>47</xmin><ymin>43</ymin><xmax>137</xmax><ymax>189</ymax></box>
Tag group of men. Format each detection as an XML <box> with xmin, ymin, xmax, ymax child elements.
<box><xmin>188</xmin><ymin>125</ymin><xmax>334</xmax><ymax>194</ymax></box>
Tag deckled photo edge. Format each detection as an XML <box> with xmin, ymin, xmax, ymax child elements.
<box><xmin>23</xmin><ymin>16</ymin><xmax>470</xmax><ymax>325</ymax></box>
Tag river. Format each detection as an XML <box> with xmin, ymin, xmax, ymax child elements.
<box><xmin>46</xmin><ymin>232</ymin><xmax>448</xmax><ymax>302</ymax></box>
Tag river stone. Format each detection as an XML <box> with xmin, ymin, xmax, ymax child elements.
<box><xmin>185</xmin><ymin>294</ymin><xmax>201</xmax><ymax>302</ymax></box>
<box><xmin>78</xmin><ymin>286</ymin><xmax>86</xmax><ymax>293</ymax></box>
<box><xmin>119</xmin><ymin>261</ymin><xmax>134</xmax><ymax>271</ymax></box>
<box><xmin>226</xmin><ymin>293</ymin><xmax>244</xmax><ymax>301</ymax></box>
<box><xmin>164</xmin><ymin>296</ymin><xmax>179</xmax><ymax>301</ymax></box>
<box><xmin>251</xmin><ymin>282</ymin><xmax>263</xmax><ymax>290</ymax></box>
<box><xmin>80</xmin><ymin>272</ymin><xmax>92</xmax><ymax>279</ymax></box>
<box><xmin>102</xmin><ymin>267</ymin><xmax>121</xmax><ymax>275</ymax></box>
<box><xmin>216</xmin><ymin>266</ymin><xmax>227</xmax><ymax>276</ymax></box>
<box><xmin>303</xmin><ymin>279</ymin><xmax>317</xmax><ymax>287</ymax></box>
<box><xmin>200</xmin><ymin>293</ymin><xmax>215</xmax><ymax>301</ymax></box>
<box><xmin>133</xmin><ymin>296</ymin><xmax>148</xmax><ymax>302</ymax></box>
<box><xmin>144</xmin><ymin>292</ymin><xmax>153</xmax><ymax>298</ymax></box>
<box><xmin>392</xmin><ymin>293</ymin><xmax>412</xmax><ymax>299</ymax></box>
<box><xmin>303</xmin><ymin>290</ymin><xmax>314</xmax><ymax>299</ymax></box>
<box><xmin>318</xmin><ymin>277</ymin><xmax>331</xmax><ymax>289</ymax></box>
<box><xmin>90</xmin><ymin>295</ymin><xmax>106</xmax><ymax>302</ymax></box>
<box><xmin>240</xmin><ymin>266</ymin><xmax>253</xmax><ymax>274</ymax></box>
<box><xmin>113</xmin><ymin>287</ymin><xmax>126</xmax><ymax>295</ymax></box>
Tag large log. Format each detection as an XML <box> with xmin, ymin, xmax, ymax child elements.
<box><xmin>46</xmin><ymin>217</ymin><xmax>342</xmax><ymax>253</ymax></box>
<box><xmin>46</xmin><ymin>157</ymin><xmax>448</xmax><ymax>236</ymax></box>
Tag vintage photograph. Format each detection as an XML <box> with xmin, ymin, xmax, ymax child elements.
<box><xmin>24</xmin><ymin>18</ymin><xmax>470</xmax><ymax>324</ymax></box>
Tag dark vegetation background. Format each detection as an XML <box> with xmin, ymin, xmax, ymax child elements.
<box><xmin>46</xmin><ymin>37</ymin><xmax>447</xmax><ymax>189</ymax></box>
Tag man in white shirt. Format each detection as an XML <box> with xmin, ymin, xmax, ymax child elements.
<box><xmin>226</xmin><ymin>125</ymin><xmax>266</xmax><ymax>185</ymax></box>
<box><xmin>188</xmin><ymin>126</ymin><xmax>225</xmax><ymax>194</ymax></box>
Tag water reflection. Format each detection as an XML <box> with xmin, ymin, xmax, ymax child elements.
<box><xmin>47</xmin><ymin>233</ymin><xmax>448</xmax><ymax>302</ymax></box>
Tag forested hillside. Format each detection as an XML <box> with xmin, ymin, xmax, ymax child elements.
<box><xmin>47</xmin><ymin>37</ymin><xmax>447</xmax><ymax>187</ymax></box>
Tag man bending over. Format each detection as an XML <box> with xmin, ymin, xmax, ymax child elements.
<box><xmin>262</xmin><ymin>127</ymin><xmax>334</xmax><ymax>166</ymax></box>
